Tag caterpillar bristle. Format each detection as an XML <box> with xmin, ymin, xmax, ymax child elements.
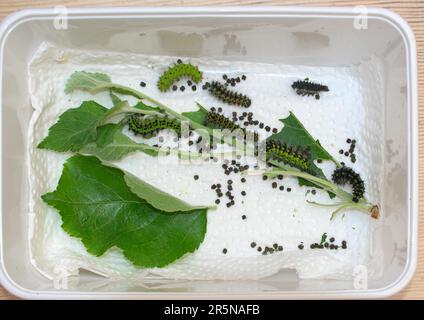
<box><xmin>331</xmin><ymin>166</ymin><xmax>365</xmax><ymax>202</ymax></box>
<box><xmin>157</xmin><ymin>62</ymin><xmax>203</xmax><ymax>92</ymax></box>
<box><xmin>264</xmin><ymin>140</ymin><xmax>311</xmax><ymax>172</ymax></box>
<box><xmin>208</xmin><ymin>81</ymin><xmax>251</xmax><ymax>108</ymax></box>
<box><xmin>291</xmin><ymin>78</ymin><xmax>329</xmax><ymax>99</ymax></box>
<box><xmin>127</xmin><ymin>114</ymin><xmax>181</xmax><ymax>138</ymax></box>
<box><xmin>205</xmin><ymin>111</ymin><xmax>258</xmax><ymax>141</ymax></box>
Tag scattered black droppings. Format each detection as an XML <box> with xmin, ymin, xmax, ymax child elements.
<box><xmin>298</xmin><ymin>244</ymin><xmax>304</xmax><ymax>250</ymax></box>
<box><xmin>172</xmin><ymin>85</ymin><xmax>178</xmax><ymax>91</ymax></box>
<box><xmin>241</xmin><ymin>191</ymin><xmax>246</xmax><ymax>196</ymax></box>
<box><xmin>257</xmin><ymin>246</ymin><xmax>262</xmax><ymax>252</ymax></box>
<box><xmin>317</xmin><ymin>159</ymin><xmax>323</xmax><ymax>163</ymax></box>
<box><xmin>215</xmin><ymin>199</ymin><xmax>220</xmax><ymax>205</ymax></box>
<box><xmin>192</xmin><ymin>85</ymin><xmax>197</xmax><ymax>91</ymax></box>
<box><xmin>241</xmin><ymin>178</ymin><xmax>246</xmax><ymax>183</ymax></box>
<box><xmin>140</xmin><ymin>81</ymin><xmax>146</xmax><ymax>87</ymax></box>
<box><xmin>242</xmin><ymin>75</ymin><xmax>247</xmax><ymax>80</ymax></box>
<box><xmin>344</xmin><ymin>151</ymin><xmax>349</xmax><ymax>156</ymax></box>
<box><xmin>177</xmin><ymin>59</ymin><xmax>182</xmax><ymax>64</ymax></box>
<box><xmin>272</xmin><ymin>128</ymin><xmax>278</xmax><ymax>133</ymax></box>
<box><xmin>222</xmin><ymin>248</ymin><xmax>227</xmax><ymax>254</ymax></box>
<box><xmin>211</xmin><ymin>184</ymin><xmax>216</xmax><ymax>190</ymax></box>
<box><xmin>279</xmin><ymin>186</ymin><xmax>284</xmax><ymax>191</ymax></box>
<box><xmin>180</xmin><ymin>86</ymin><xmax>185</xmax><ymax>91</ymax></box>
<box><xmin>287</xmin><ymin>188</ymin><xmax>292</xmax><ymax>192</ymax></box>
<box><xmin>193</xmin><ymin>175</ymin><xmax>199</xmax><ymax>180</ymax></box>
<box><xmin>311</xmin><ymin>189</ymin><xmax>317</xmax><ymax>195</ymax></box>
<box><xmin>242</xmin><ymin>215</ymin><xmax>246</xmax><ymax>220</ymax></box>
<box><xmin>265</xmin><ymin>126</ymin><xmax>271</xmax><ymax>132</ymax></box>
<box><xmin>223</xmin><ymin>74</ymin><xmax>228</xmax><ymax>80</ymax></box>
<box><xmin>272</xmin><ymin>182</ymin><xmax>277</xmax><ymax>189</ymax></box>
<box><xmin>262</xmin><ymin>175</ymin><xmax>268</xmax><ymax>181</ymax></box>
<box><xmin>187</xmin><ymin>80</ymin><xmax>192</xmax><ymax>86</ymax></box>
<box><xmin>339</xmin><ymin>149</ymin><xmax>344</xmax><ymax>154</ymax></box>
<box><xmin>251</xmin><ymin>242</ymin><xmax>256</xmax><ymax>248</ymax></box>
<box><xmin>329</xmin><ymin>237</ymin><xmax>335</xmax><ymax>243</ymax></box>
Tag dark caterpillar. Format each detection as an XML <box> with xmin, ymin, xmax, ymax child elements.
<box><xmin>291</xmin><ymin>78</ymin><xmax>329</xmax><ymax>100</ymax></box>
<box><xmin>205</xmin><ymin>111</ymin><xmax>258</xmax><ymax>141</ymax></box>
<box><xmin>157</xmin><ymin>61</ymin><xmax>203</xmax><ymax>92</ymax></box>
<box><xmin>331</xmin><ymin>166</ymin><xmax>365</xmax><ymax>203</ymax></box>
<box><xmin>264</xmin><ymin>140</ymin><xmax>312</xmax><ymax>172</ymax></box>
<box><xmin>127</xmin><ymin>114</ymin><xmax>181</xmax><ymax>138</ymax></box>
<box><xmin>208</xmin><ymin>81</ymin><xmax>251</xmax><ymax>108</ymax></box>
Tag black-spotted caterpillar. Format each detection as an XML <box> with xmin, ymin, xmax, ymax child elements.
<box><xmin>291</xmin><ymin>78</ymin><xmax>329</xmax><ymax>100</ymax></box>
<box><xmin>157</xmin><ymin>61</ymin><xmax>203</xmax><ymax>92</ymax></box>
<box><xmin>208</xmin><ymin>81</ymin><xmax>251</xmax><ymax>108</ymax></box>
<box><xmin>331</xmin><ymin>166</ymin><xmax>365</xmax><ymax>203</ymax></box>
<box><xmin>205</xmin><ymin>110</ymin><xmax>258</xmax><ymax>141</ymax></box>
<box><xmin>264</xmin><ymin>140</ymin><xmax>312</xmax><ymax>172</ymax></box>
<box><xmin>127</xmin><ymin>114</ymin><xmax>181</xmax><ymax>138</ymax></box>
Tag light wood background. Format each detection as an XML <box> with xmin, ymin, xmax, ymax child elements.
<box><xmin>0</xmin><ymin>0</ymin><xmax>422</xmax><ymax>300</ymax></box>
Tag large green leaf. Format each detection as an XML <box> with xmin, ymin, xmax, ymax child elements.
<box><xmin>37</xmin><ymin>101</ymin><xmax>107</xmax><ymax>152</ymax></box>
<box><xmin>42</xmin><ymin>155</ymin><xmax>208</xmax><ymax>268</ymax></box>
<box><xmin>80</xmin><ymin>124</ymin><xmax>159</xmax><ymax>160</ymax></box>
<box><xmin>125</xmin><ymin>173</ymin><xmax>215</xmax><ymax>213</ymax></box>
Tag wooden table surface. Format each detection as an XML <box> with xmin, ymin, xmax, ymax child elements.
<box><xmin>0</xmin><ymin>0</ymin><xmax>422</xmax><ymax>300</ymax></box>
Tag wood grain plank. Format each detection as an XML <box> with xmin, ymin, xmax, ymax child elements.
<box><xmin>0</xmin><ymin>0</ymin><xmax>422</xmax><ymax>300</ymax></box>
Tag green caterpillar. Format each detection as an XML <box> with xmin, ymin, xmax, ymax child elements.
<box><xmin>265</xmin><ymin>140</ymin><xmax>311</xmax><ymax>172</ymax></box>
<box><xmin>127</xmin><ymin>114</ymin><xmax>181</xmax><ymax>138</ymax></box>
<box><xmin>157</xmin><ymin>61</ymin><xmax>203</xmax><ymax>92</ymax></box>
<box><xmin>205</xmin><ymin>111</ymin><xmax>258</xmax><ymax>141</ymax></box>
<box><xmin>208</xmin><ymin>81</ymin><xmax>251</xmax><ymax>108</ymax></box>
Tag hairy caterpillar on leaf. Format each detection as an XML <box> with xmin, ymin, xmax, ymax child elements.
<box><xmin>291</xmin><ymin>78</ymin><xmax>329</xmax><ymax>100</ymax></box>
<box><xmin>205</xmin><ymin>110</ymin><xmax>258</xmax><ymax>141</ymax></box>
<box><xmin>127</xmin><ymin>114</ymin><xmax>181</xmax><ymax>138</ymax></box>
<box><xmin>331</xmin><ymin>166</ymin><xmax>365</xmax><ymax>203</ymax></box>
<box><xmin>157</xmin><ymin>61</ymin><xmax>203</xmax><ymax>92</ymax></box>
<box><xmin>208</xmin><ymin>81</ymin><xmax>251</xmax><ymax>108</ymax></box>
<box><xmin>265</xmin><ymin>140</ymin><xmax>312</xmax><ymax>172</ymax></box>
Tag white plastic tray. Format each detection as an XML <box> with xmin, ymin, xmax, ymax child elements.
<box><xmin>0</xmin><ymin>6</ymin><xmax>418</xmax><ymax>299</ymax></box>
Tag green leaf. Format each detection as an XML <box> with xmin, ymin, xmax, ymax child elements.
<box><xmin>134</xmin><ymin>100</ymin><xmax>162</xmax><ymax>113</ymax></box>
<box><xmin>65</xmin><ymin>71</ymin><xmax>112</xmax><ymax>94</ymax></box>
<box><xmin>37</xmin><ymin>101</ymin><xmax>108</xmax><ymax>152</ymax></box>
<box><xmin>181</xmin><ymin>103</ymin><xmax>209</xmax><ymax>125</ymax></box>
<box><xmin>267</xmin><ymin>112</ymin><xmax>336</xmax><ymax>195</ymax></box>
<box><xmin>109</xmin><ymin>91</ymin><xmax>122</xmax><ymax>106</ymax></box>
<box><xmin>268</xmin><ymin>112</ymin><xmax>335</xmax><ymax>163</ymax></box>
<box><xmin>124</xmin><ymin>172</ymin><xmax>214</xmax><ymax>213</ymax></box>
<box><xmin>80</xmin><ymin>124</ymin><xmax>159</xmax><ymax>160</ymax></box>
<box><xmin>95</xmin><ymin>123</ymin><xmax>124</xmax><ymax>147</ymax></box>
<box><xmin>41</xmin><ymin>155</ymin><xmax>208</xmax><ymax>268</ymax></box>
<box><xmin>320</xmin><ymin>232</ymin><xmax>327</xmax><ymax>245</ymax></box>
